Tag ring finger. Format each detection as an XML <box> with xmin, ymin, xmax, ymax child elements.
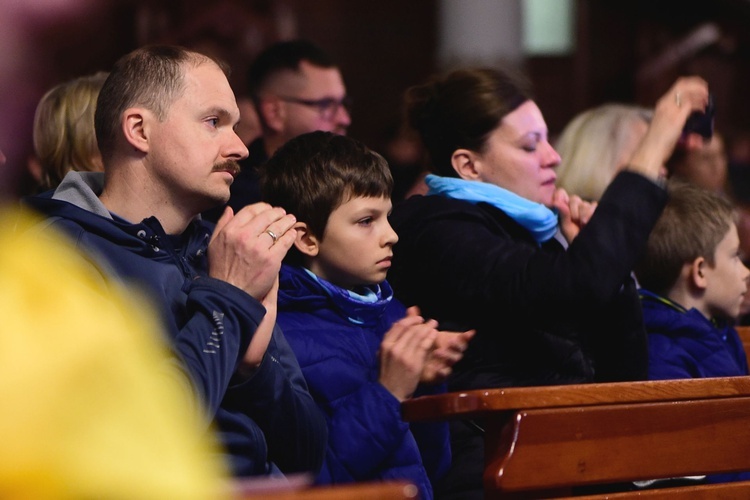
<box><xmin>262</xmin><ymin>214</ymin><xmax>297</xmax><ymax>246</ymax></box>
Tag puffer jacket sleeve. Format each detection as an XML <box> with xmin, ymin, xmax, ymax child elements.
<box><xmin>177</xmin><ymin>276</ymin><xmax>267</xmax><ymax>416</ymax></box>
<box><xmin>221</xmin><ymin>325</ymin><xmax>327</xmax><ymax>474</ymax></box>
<box><xmin>647</xmin><ymin>333</ymin><xmax>698</xmax><ymax>380</ymax></box>
<box><xmin>319</xmin><ymin>380</ymin><xmax>412</xmax><ymax>480</ymax></box>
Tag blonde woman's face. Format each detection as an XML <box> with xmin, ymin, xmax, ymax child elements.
<box><xmin>473</xmin><ymin>100</ymin><xmax>561</xmax><ymax>206</ymax></box>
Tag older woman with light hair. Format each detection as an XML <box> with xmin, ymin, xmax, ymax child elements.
<box><xmin>32</xmin><ymin>71</ymin><xmax>108</xmax><ymax>190</ymax></box>
<box><xmin>555</xmin><ymin>104</ymin><xmax>653</xmax><ymax>201</ymax></box>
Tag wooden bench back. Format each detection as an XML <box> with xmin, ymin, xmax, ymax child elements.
<box><xmin>402</xmin><ymin>377</ymin><xmax>750</xmax><ymax>498</ymax></box>
<box><xmin>488</xmin><ymin>397</ymin><xmax>750</xmax><ymax>494</ymax></box>
<box><xmin>237</xmin><ymin>478</ymin><xmax>418</xmax><ymax>499</ymax></box>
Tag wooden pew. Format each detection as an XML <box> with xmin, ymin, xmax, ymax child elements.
<box><xmin>235</xmin><ymin>475</ymin><xmax>418</xmax><ymax>499</ymax></box>
<box><xmin>402</xmin><ymin>377</ymin><xmax>750</xmax><ymax>498</ymax></box>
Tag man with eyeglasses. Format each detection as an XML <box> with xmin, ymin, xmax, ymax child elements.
<box><xmin>205</xmin><ymin>39</ymin><xmax>351</xmax><ymax>221</ymax></box>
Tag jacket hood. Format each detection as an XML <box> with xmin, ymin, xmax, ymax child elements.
<box><xmin>24</xmin><ymin>171</ymin><xmax>212</xmax><ymax>264</ymax></box>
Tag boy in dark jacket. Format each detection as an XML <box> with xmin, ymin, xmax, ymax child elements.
<box><xmin>262</xmin><ymin>131</ymin><xmax>473</xmax><ymax>500</ymax></box>
<box><xmin>636</xmin><ymin>181</ymin><xmax>750</xmax><ymax>483</ymax></box>
<box><xmin>636</xmin><ymin>181</ymin><xmax>749</xmax><ymax>380</ymax></box>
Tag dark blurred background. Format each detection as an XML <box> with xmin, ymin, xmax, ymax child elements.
<box><xmin>3</xmin><ymin>0</ymin><xmax>750</xmax><ymax>199</ymax></box>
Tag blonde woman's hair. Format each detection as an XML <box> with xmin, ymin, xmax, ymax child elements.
<box><xmin>555</xmin><ymin>104</ymin><xmax>652</xmax><ymax>201</ymax></box>
<box><xmin>33</xmin><ymin>72</ymin><xmax>109</xmax><ymax>189</ymax></box>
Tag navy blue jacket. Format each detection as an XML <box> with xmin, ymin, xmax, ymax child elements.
<box><xmin>277</xmin><ymin>264</ymin><xmax>451</xmax><ymax>500</ymax></box>
<box><xmin>640</xmin><ymin>290</ymin><xmax>750</xmax><ymax>484</ymax></box>
<box><xmin>641</xmin><ymin>290</ymin><xmax>749</xmax><ymax>380</ymax></box>
<box><xmin>25</xmin><ymin>171</ymin><xmax>326</xmax><ymax>477</ymax></box>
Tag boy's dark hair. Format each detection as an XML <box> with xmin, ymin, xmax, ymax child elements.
<box><xmin>261</xmin><ymin>131</ymin><xmax>392</xmax><ymax>262</ymax></box>
<box><xmin>635</xmin><ymin>181</ymin><xmax>735</xmax><ymax>295</ymax></box>
<box><xmin>247</xmin><ymin>39</ymin><xmax>336</xmax><ymax>100</ymax></box>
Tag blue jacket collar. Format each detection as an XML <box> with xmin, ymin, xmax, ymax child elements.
<box><xmin>278</xmin><ymin>264</ymin><xmax>394</xmax><ymax>325</ymax></box>
<box><xmin>639</xmin><ymin>289</ymin><xmax>731</xmax><ymax>335</ymax></box>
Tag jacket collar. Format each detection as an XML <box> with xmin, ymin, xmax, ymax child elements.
<box><xmin>26</xmin><ymin>170</ymin><xmax>212</xmax><ymax>261</ymax></box>
<box><xmin>52</xmin><ymin>171</ymin><xmax>111</xmax><ymax>219</ymax></box>
<box><xmin>279</xmin><ymin>264</ymin><xmax>394</xmax><ymax>325</ymax></box>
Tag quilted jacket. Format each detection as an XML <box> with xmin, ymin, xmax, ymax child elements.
<box><xmin>277</xmin><ymin>264</ymin><xmax>451</xmax><ymax>500</ymax></box>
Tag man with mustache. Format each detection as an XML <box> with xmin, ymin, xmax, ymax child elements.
<box><xmin>206</xmin><ymin>39</ymin><xmax>351</xmax><ymax>221</ymax></box>
<box><xmin>26</xmin><ymin>45</ymin><xmax>326</xmax><ymax>479</ymax></box>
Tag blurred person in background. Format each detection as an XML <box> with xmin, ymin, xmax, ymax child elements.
<box><xmin>667</xmin><ymin>132</ymin><xmax>728</xmax><ymax>193</ymax></box>
<box><xmin>205</xmin><ymin>39</ymin><xmax>351</xmax><ymax>221</ymax></box>
<box><xmin>555</xmin><ymin>104</ymin><xmax>652</xmax><ymax>201</ymax></box>
<box><xmin>31</xmin><ymin>71</ymin><xmax>108</xmax><ymax>191</ymax></box>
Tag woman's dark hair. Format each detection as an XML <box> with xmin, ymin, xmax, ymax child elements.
<box><xmin>404</xmin><ymin>67</ymin><xmax>531</xmax><ymax>177</ymax></box>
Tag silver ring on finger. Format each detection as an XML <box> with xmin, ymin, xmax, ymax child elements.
<box><xmin>265</xmin><ymin>229</ymin><xmax>278</xmax><ymax>245</ymax></box>
<box><xmin>675</xmin><ymin>92</ymin><xmax>682</xmax><ymax>107</ymax></box>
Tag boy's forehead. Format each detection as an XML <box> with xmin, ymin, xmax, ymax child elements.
<box><xmin>336</xmin><ymin>194</ymin><xmax>392</xmax><ymax>210</ymax></box>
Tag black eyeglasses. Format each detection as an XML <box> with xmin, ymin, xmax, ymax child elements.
<box><xmin>277</xmin><ymin>95</ymin><xmax>352</xmax><ymax>120</ymax></box>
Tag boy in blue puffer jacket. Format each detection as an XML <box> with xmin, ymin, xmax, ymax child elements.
<box><xmin>261</xmin><ymin>131</ymin><xmax>473</xmax><ymax>499</ymax></box>
<box><xmin>635</xmin><ymin>180</ymin><xmax>750</xmax><ymax>484</ymax></box>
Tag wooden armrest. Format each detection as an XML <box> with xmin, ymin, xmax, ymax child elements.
<box><xmin>402</xmin><ymin>376</ymin><xmax>750</xmax><ymax>421</ymax></box>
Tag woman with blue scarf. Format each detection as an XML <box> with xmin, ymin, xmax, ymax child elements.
<box><xmin>387</xmin><ymin>67</ymin><xmax>710</xmax><ymax>500</ymax></box>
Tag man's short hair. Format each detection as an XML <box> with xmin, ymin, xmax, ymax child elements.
<box><xmin>95</xmin><ymin>45</ymin><xmax>228</xmax><ymax>161</ymax></box>
<box><xmin>261</xmin><ymin>130</ymin><xmax>392</xmax><ymax>245</ymax></box>
<box><xmin>636</xmin><ymin>181</ymin><xmax>736</xmax><ymax>295</ymax></box>
<box><xmin>246</xmin><ymin>39</ymin><xmax>336</xmax><ymax>100</ymax></box>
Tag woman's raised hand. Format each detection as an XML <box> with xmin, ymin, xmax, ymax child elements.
<box><xmin>627</xmin><ymin>76</ymin><xmax>710</xmax><ymax>181</ymax></box>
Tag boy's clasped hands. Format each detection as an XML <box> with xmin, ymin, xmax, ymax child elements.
<box><xmin>379</xmin><ymin>306</ymin><xmax>475</xmax><ymax>402</ymax></box>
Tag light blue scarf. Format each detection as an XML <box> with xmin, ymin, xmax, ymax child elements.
<box><xmin>425</xmin><ymin>174</ymin><xmax>558</xmax><ymax>243</ymax></box>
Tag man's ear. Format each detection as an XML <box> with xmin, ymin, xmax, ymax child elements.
<box><xmin>451</xmin><ymin>149</ymin><xmax>482</xmax><ymax>181</ymax></box>
<box><xmin>293</xmin><ymin>222</ymin><xmax>320</xmax><ymax>257</ymax></box>
<box><xmin>689</xmin><ymin>256</ymin><xmax>709</xmax><ymax>290</ymax></box>
<box><xmin>259</xmin><ymin>97</ymin><xmax>285</xmax><ymax>134</ymax></box>
<box><xmin>122</xmin><ymin>107</ymin><xmax>150</xmax><ymax>154</ymax></box>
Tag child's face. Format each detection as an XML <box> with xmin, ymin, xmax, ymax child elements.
<box><xmin>703</xmin><ymin>225</ymin><xmax>750</xmax><ymax>319</ymax></box>
<box><xmin>308</xmin><ymin>195</ymin><xmax>398</xmax><ymax>289</ymax></box>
